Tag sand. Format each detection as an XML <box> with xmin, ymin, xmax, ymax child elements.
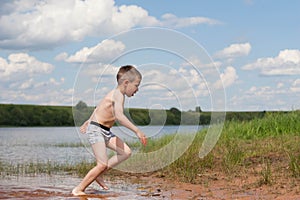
<box><xmin>1</xmin><ymin>171</ymin><xmax>299</xmax><ymax>200</ymax></box>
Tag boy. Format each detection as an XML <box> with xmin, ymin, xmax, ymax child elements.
<box><xmin>72</xmin><ymin>65</ymin><xmax>147</xmax><ymax>196</ymax></box>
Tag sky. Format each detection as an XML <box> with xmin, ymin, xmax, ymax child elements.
<box><xmin>0</xmin><ymin>0</ymin><xmax>299</xmax><ymax>111</ymax></box>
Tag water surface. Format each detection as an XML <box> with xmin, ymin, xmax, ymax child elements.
<box><xmin>0</xmin><ymin>125</ymin><xmax>201</xmax><ymax>165</ymax></box>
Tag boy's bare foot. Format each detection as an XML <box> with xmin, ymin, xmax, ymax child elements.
<box><xmin>72</xmin><ymin>187</ymin><xmax>86</xmax><ymax>196</ymax></box>
<box><xmin>96</xmin><ymin>176</ymin><xmax>109</xmax><ymax>190</ymax></box>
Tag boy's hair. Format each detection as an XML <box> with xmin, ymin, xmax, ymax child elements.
<box><xmin>117</xmin><ymin>65</ymin><xmax>142</xmax><ymax>85</ymax></box>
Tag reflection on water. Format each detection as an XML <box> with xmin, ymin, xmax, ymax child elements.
<box><xmin>0</xmin><ymin>126</ymin><xmax>201</xmax><ymax>165</ymax></box>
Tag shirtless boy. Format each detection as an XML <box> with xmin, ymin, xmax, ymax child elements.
<box><xmin>72</xmin><ymin>65</ymin><xmax>147</xmax><ymax>196</ymax></box>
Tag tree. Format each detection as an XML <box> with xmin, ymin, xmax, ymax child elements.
<box><xmin>170</xmin><ymin>107</ymin><xmax>181</xmax><ymax>115</ymax></box>
<box><xmin>195</xmin><ymin>106</ymin><xmax>202</xmax><ymax>112</ymax></box>
<box><xmin>75</xmin><ymin>101</ymin><xmax>88</xmax><ymax>110</ymax></box>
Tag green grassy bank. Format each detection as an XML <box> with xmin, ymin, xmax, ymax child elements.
<box><xmin>162</xmin><ymin>110</ymin><xmax>300</xmax><ymax>185</ymax></box>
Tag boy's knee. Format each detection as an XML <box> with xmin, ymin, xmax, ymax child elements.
<box><xmin>95</xmin><ymin>162</ymin><xmax>108</xmax><ymax>172</ymax></box>
<box><xmin>124</xmin><ymin>149</ymin><xmax>132</xmax><ymax>158</ymax></box>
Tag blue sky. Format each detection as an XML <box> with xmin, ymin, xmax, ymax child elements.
<box><xmin>0</xmin><ymin>0</ymin><xmax>299</xmax><ymax>111</ymax></box>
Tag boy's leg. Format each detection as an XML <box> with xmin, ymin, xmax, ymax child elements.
<box><xmin>106</xmin><ymin>136</ymin><xmax>132</xmax><ymax>167</ymax></box>
<box><xmin>72</xmin><ymin>141</ymin><xmax>108</xmax><ymax>196</ymax></box>
<box><xmin>95</xmin><ymin>136</ymin><xmax>132</xmax><ymax>189</ymax></box>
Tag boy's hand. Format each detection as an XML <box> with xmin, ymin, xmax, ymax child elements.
<box><xmin>137</xmin><ymin>130</ymin><xmax>147</xmax><ymax>146</ymax></box>
<box><xmin>79</xmin><ymin>121</ymin><xmax>89</xmax><ymax>134</ymax></box>
<box><xmin>140</xmin><ymin>136</ymin><xmax>147</xmax><ymax>146</ymax></box>
<box><xmin>79</xmin><ymin>124</ymin><xmax>87</xmax><ymax>134</ymax></box>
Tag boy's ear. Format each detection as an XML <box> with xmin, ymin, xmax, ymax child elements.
<box><xmin>123</xmin><ymin>79</ymin><xmax>129</xmax><ymax>86</ymax></box>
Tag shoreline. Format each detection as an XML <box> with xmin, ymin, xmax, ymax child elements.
<box><xmin>1</xmin><ymin>171</ymin><xmax>299</xmax><ymax>199</ymax></box>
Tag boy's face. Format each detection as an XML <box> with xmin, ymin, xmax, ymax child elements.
<box><xmin>125</xmin><ymin>78</ymin><xmax>141</xmax><ymax>97</ymax></box>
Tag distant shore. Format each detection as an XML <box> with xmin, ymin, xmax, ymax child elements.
<box><xmin>0</xmin><ymin>103</ymin><xmax>290</xmax><ymax>127</ymax></box>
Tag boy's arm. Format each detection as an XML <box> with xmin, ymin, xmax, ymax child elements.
<box><xmin>113</xmin><ymin>91</ymin><xmax>147</xmax><ymax>146</ymax></box>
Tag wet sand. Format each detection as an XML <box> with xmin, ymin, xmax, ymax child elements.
<box><xmin>0</xmin><ymin>175</ymin><xmax>152</xmax><ymax>200</ymax></box>
<box><xmin>1</xmin><ymin>172</ymin><xmax>299</xmax><ymax>200</ymax></box>
<box><xmin>1</xmin><ymin>174</ymin><xmax>176</xmax><ymax>199</ymax></box>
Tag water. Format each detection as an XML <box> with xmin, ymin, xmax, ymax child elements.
<box><xmin>0</xmin><ymin>125</ymin><xmax>201</xmax><ymax>165</ymax></box>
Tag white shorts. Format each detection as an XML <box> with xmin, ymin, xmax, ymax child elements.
<box><xmin>87</xmin><ymin>121</ymin><xmax>116</xmax><ymax>144</ymax></box>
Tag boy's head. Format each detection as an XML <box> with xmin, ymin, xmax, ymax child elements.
<box><xmin>117</xmin><ymin>65</ymin><xmax>142</xmax><ymax>85</ymax></box>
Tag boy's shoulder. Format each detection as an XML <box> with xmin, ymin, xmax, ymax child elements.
<box><xmin>105</xmin><ymin>89</ymin><xmax>124</xmax><ymax>102</ymax></box>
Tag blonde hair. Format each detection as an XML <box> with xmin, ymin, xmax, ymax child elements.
<box><xmin>116</xmin><ymin>65</ymin><xmax>142</xmax><ymax>85</ymax></box>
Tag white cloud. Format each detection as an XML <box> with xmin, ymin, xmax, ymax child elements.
<box><xmin>277</xmin><ymin>82</ymin><xmax>284</xmax><ymax>89</ymax></box>
<box><xmin>55</xmin><ymin>52</ymin><xmax>68</xmax><ymax>61</ymax></box>
<box><xmin>1</xmin><ymin>77</ymin><xmax>70</xmax><ymax>105</ymax></box>
<box><xmin>181</xmin><ymin>56</ymin><xmax>222</xmax><ymax>69</ymax></box>
<box><xmin>242</xmin><ymin>49</ymin><xmax>300</xmax><ymax>75</ymax></box>
<box><xmin>18</xmin><ymin>78</ymin><xmax>34</xmax><ymax>90</ymax></box>
<box><xmin>59</xmin><ymin>39</ymin><xmax>125</xmax><ymax>63</ymax></box>
<box><xmin>0</xmin><ymin>0</ymin><xmax>115</xmax><ymax>49</ymax></box>
<box><xmin>290</xmin><ymin>79</ymin><xmax>300</xmax><ymax>92</ymax></box>
<box><xmin>160</xmin><ymin>13</ymin><xmax>220</xmax><ymax>28</ymax></box>
<box><xmin>229</xmin><ymin>78</ymin><xmax>300</xmax><ymax>111</ymax></box>
<box><xmin>138</xmin><ymin>67</ymin><xmax>207</xmax><ymax>109</ymax></box>
<box><xmin>111</xmin><ymin>5</ymin><xmax>159</xmax><ymax>31</ymax></box>
<box><xmin>215</xmin><ymin>43</ymin><xmax>251</xmax><ymax>59</ymax></box>
<box><xmin>0</xmin><ymin>0</ymin><xmax>220</xmax><ymax>49</ymax></box>
<box><xmin>139</xmin><ymin>66</ymin><xmax>203</xmax><ymax>107</ymax></box>
<box><xmin>85</xmin><ymin>64</ymin><xmax>119</xmax><ymax>81</ymax></box>
<box><xmin>9</xmin><ymin>77</ymin><xmax>64</xmax><ymax>90</ymax></box>
<box><xmin>0</xmin><ymin>52</ymin><xmax>72</xmax><ymax>105</ymax></box>
<box><xmin>214</xmin><ymin>66</ymin><xmax>238</xmax><ymax>89</ymax></box>
<box><xmin>0</xmin><ymin>53</ymin><xmax>54</xmax><ymax>81</ymax></box>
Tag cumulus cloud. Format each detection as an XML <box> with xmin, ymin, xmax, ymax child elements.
<box><xmin>2</xmin><ymin>83</ymin><xmax>72</xmax><ymax>105</ymax></box>
<box><xmin>242</xmin><ymin>49</ymin><xmax>300</xmax><ymax>75</ymax></box>
<box><xmin>0</xmin><ymin>52</ymin><xmax>73</xmax><ymax>105</ymax></box>
<box><xmin>215</xmin><ymin>43</ymin><xmax>251</xmax><ymax>59</ymax></box>
<box><xmin>0</xmin><ymin>0</ymin><xmax>116</xmax><ymax>49</ymax></box>
<box><xmin>110</xmin><ymin>4</ymin><xmax>159</xmax><ymax>31</ymax></box>
<box><xmin>0</xmin><ymin>53</ymin><xmax>54</xmax><ymax>81</ymax></box>
<box><xmin>0</xmin><ymin>75</ymin><xmax>69</xmax><ymax>105</ymax></box>
<box><xmin>56</xmin><ymin>39</ymin><xmax>125</xmax><ymax>63</ymax></box>
<box><xmin>214</xmin><ymin>66</ymin><xmax>238</xmax><ymax>89</ymax></box>
<box><xmin>0</xmin><ymin>0</ymin><xmax>220</xmax><ymax>50</ymax></box>
<box><xmin>229</xmin><ymin>79</ymin><xmax>300</xmax><ymax>111</ymax></box>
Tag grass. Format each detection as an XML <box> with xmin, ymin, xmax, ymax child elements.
<box><xmin>159</xmin><ymin>111</ymin><xmax>300</xmax><ymax>184</ymax></box>
<box><xmin>53</xmin><ymin>142</ymin><xmax>87</xmax><ymax>148</ymax></box>
<box><xmin>0</xmin><ymin>160</ymin><xmax>95</xmax><ymax>177</ymax></box>
<box><xmin>1</xmin><ymin>111</ymin><xmax>299</xmax><ymax>187</ymax></box>
<box><xmin>259</xmin><ymin>157</ymin><xmax>273</xmax><ymax>186</ymax></box>
<box><xmin>287</xmin><ymin>151</ymin><xmax>300</xmax><ymax>178</ymax></box>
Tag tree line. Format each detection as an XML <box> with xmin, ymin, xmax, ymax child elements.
<box><xmin>0</xmin><ymin>102</ymin><xmax>273</xmax><ymax>127</ymax></box>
